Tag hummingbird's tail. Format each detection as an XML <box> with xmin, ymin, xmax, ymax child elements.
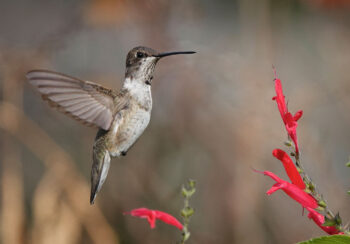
<box><xmin>90</xmin><ymin>132</ymin><xmax>111</xmax><ymax>204</ymax></box>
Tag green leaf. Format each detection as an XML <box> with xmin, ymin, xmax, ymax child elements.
<box><xmin>181</xmin><ymin>207</ymin><xmax>194</xmax><ymax>218</ymax></box>
<box><xmin>188</xmin><ymin>179</ymin><xmax>196</xmax><ymax>188</ymax></box>
<box><xmin>183</xmin><ymin>232</ymin><xmax>190</xmax><ymax>241</ymax></box>
<box><xmin>182</xmin><ymin>187</ymin><xmax>196</xmax><ymax>198</ymax></box>
<box><xmin>298</xmin><ymin>235</ymin><xmax>350</xmax><ymax>244</ymax></box>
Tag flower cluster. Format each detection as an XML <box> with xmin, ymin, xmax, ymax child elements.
<box><xmin>256</xmin><ymin>70</ymin><xmax>343</xmax><ymax>235</ymax></box>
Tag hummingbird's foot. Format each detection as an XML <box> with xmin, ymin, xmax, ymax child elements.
<box><xmin>121</xmin><ymin>151</ymin><xmax>127</xmax><ymax>156</ymax></box>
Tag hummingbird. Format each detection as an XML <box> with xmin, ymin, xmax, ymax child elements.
<box><xmin>26</xmin><ymin>46</ymin><xmax>195</xmax><ymax>204</ymax></box>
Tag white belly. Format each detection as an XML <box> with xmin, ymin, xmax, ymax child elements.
<box><xmin>110</xmin><ymin>108</ymin><xmax>151</xmax><ymax>156</ymax></box>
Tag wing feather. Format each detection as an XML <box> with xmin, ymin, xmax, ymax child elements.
<box><xmin>61</xmin><ymin>99</ymin><xmax>94</xmax><ymax>109</ymax></box>
<box><xmin>38</xmin><ymin>87</ymin><xmax>84</xmax><ymax>94</ymax></box>
<box><xmin>26</xmin><ymin>70</ymin><xmax>120</xmax><ymax>130</ymax></box>
<box><xmin>79</xmin><ymin>105</ymin><xmax>102</xmax><ymax>119</ymax></box>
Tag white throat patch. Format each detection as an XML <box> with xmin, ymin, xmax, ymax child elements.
<box><xmin>123</xmin><ymin>77</ymin><xmax>152</xmax><ymax>108</ymax></box>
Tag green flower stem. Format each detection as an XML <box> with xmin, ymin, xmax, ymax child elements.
<box><xmin>179</xmin><ymin>180</ymin><xmax>196</xmax><ymax>244</ymax></box>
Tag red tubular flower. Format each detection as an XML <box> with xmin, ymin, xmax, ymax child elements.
<box><xmin>272</xmin><ymin>75</ymin><xmax>303</xmax><ymax>154</ymax></box>
<box><xmin>272</xmin><ymin>149</ymin><xmax>305</xmax><ymax>189</ymax></box>
<box><xmin>255</xmin><ymin>170</ymin><xmax>318</xmax><ymax>209</ymax></box>
<box><xmin>124</xmin><ymin>208</ymin><xmax>183</xmax><ymax>231</ymax></box>
<box><xmin>306</xmin><ymin>208</ymin><xmax>343</xmax><ymax>235</ymax></box>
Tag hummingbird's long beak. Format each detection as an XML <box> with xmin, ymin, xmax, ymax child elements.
<box><xmin>154</xmin><ymin>51</ymin><xmax>196</xmax><ymax>58</ymax></box>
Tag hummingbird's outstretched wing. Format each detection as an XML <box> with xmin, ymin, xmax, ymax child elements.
<box><xmin>26</xmin><ymin>70</ymin><xmax>119</xmax><ymax>130</ymax></box>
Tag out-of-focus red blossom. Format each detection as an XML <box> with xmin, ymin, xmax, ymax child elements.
<box><xmin>254</xmin><ymin>169</ymin><xmax>318</xmax><ymax>209</ymax></box>
<box><xmin>124</xmin><ymin>208</ymin><xmax>183</xmax><ymax>230</ymax></box>
<box><xmin>272</xmin><ymin>149</ymin><xmax>305</xmax><ymax>189</ymax></box>
<box><xmin>272</xmin><ymin>74</ymin><xmax>303</xmax><ymax>154</ymax></box>
<box><xmin>306</xmin><ymin>207</ymin><xmax>344</xmax><ymax>235</ymax></box>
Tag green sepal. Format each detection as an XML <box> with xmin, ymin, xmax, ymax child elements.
<box><xmin>318</xmin><ymin>200</ymin><xmax>327</xmax><ymax>208</ymax></box>
<box><xmin>323</xmin><ymin>213</ymin><xmax>341</xmax><ymax>227</ymax></box>
<box><xmin>284</xmin><ymin>141</ymin><xmax>292</xmax><ymax>147</ymax></box>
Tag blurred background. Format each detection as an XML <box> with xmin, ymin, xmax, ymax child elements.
<box><xmin>1</xmin><ymin>0</ymin><xmax>350</xmax><ymax>243</ymax></box>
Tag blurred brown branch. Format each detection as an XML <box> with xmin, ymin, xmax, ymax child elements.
<box><xmin>0</xmin><ymin>102</ymin><xmax>119</xmax><ymax>244</ymax></box>
<box><xmin>0</xmin><ymin>57</ymin><xmax>25</xmax><ymax>244</ymax></box>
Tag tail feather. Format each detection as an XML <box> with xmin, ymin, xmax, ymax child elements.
<box><xmin>90</xmin><ymin>145</ymin><xmax>111</xmax><ymax>204</ymax></box>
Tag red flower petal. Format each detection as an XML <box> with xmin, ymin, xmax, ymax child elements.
<box><xmin>261</xmin><ymin>171</ymin><xmax>318</xmax><ymax>209</ymax></box>
<box><xmin>272</xmin><ymin>149</ymin><xmax>305</xmax><ymax>189</ymax></box>
<box><xmin>124</xmin><ymin>208</ymin><xmax>157</xmax><ymax>228</ymax></box>
<box><xmin>266</xmin><ymin>182</ymin><xmax>285</xmax><ymax>195</ymax></box>
<box><xmin>285</xmin><ymin>112</ymin><xmax>300</xmax><ymax>154</ymax></box>
<box><xmin>155</xmin><ymin>211</ymin><xmax>183</xmax><ymax>230</ymax></box>
<box><xmin>306</xmin><ymin>208</ymin><xmax>342</xmax><ymax>235</ymax></box>
<box><xmin>273</xmin><ymin>78</ymin><xmax>288</xmax><ymax>123</ymax></box>
<box><xmin>125</xmin><ymin>208</ymin><xmax>183</xmax><ymax>230</ymax></box>
<box><xmin>293</xmin><ymin>110</ymin><xmax>303</xmax><ymax>121</ymax></box>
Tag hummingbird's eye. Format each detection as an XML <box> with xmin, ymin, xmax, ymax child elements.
<box><xmin>136</xmin><ymin>52</ymin><xmax>144</xmax><ymax>58</ymax></box>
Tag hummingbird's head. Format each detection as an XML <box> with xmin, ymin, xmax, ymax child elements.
<box><xmin>124</xmin><ymin>46</ymin><xmax>195</xmax><ymax>85</ymax></box>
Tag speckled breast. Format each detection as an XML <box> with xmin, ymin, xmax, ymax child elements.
<box><xmin>109</xmin><ymin>106</ymin><xmax>151</xmax><ymax>157</ymax></box>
